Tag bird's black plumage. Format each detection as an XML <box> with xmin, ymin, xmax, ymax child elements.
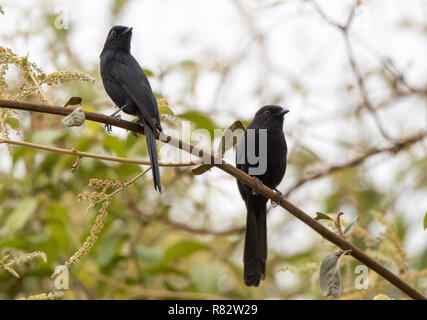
<box><xmin>100</xmin><ymin>26</ymin><xmax>162</xmax><ymax>192</ymax></box>
<box><xmin>236</xmin><ymin>105</ymin><xmax>289</xmax><ymax>286</ymax></box>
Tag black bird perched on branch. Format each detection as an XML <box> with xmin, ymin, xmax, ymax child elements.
<box><xmin>236</xmin><ymin>105</ymin><xmax>289</xmax><ymax>286</ymax></box>
<box><xmin>100</xmin><ymin>25</ymin><xmax>162</xmax><ymax>192</ymax></box>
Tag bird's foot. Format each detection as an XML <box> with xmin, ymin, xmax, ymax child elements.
<box><xmin>252</xmin><ymin>177</ymin><xmax>263</xmax><ymax>195</ymax></box>
<box><xmin>105</xmin><ymin>123</ymin><xmax>112</xmax><ymax>134</ymax></box>
<box><xmin>271</xmin><ymin>189</ymin><xmax>283</xmax><ymax>207</ymax></box>
<box><xmin>131</xmin><ymin>119</ymin><xmax>143</xmax><ymax>138</ymax></box>
<box><xmin>104</xmin><ymin>114</ymin><xmax>122</xmax><ymax>134</ymax></box>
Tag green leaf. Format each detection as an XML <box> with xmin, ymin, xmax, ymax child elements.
<box><xmin>424</xmin><ymin>212</ymin><xmax>427</xmax><ymax>230</ymax></box>
<box><xmin>315</xmin><ymin>212</ymin><xmax>333</xmax><ymax>221</ymax></box>
<box><xmin>143</xmin><ymin>68</ymin><xmax>154</xmax><ymax>77</ymax></box>
<box><xmin>0</xmin><ymin>198</ymin><xmax>38</xmax><ymax>238</ymax></box>
<box><xmin>216</xmin><ymin>120</ymin><xmax>245</xmax><ymax>157</ymax></box>
<box><xmin>164</xmin><ymin>239</ymin><xmax>209</xmax><ymax>263</ymax></box>
<box><xmin>191</xmin><ymin>261</ymin><xmax>224</xmax><ymax>294</ymax></box>
<box><xmin>192</xmin><ymin>164</ymin><xmax>213</xmax><ymax>175</ymax></box>
<box><xmin>319</xmin><ymin>251</ymin><xmax>350</xmax><ymax>298</ymax></box>
<box><xmin>117</xmin><ymin>163</ymin><xmax>142</xmax><ymax>178</ymax></box>
<box><xmin>135</xmin><ymin>246</ymin><xmax>164</xmax><ymax>265</ymax></box>
<box><xmin>158</xmin><ymin>105</ymin><xmax>175</xmax><ymax>117</ymax></box>
<box><xmin>343</xmin><ymin>216</ymin><xmax>359</xmax><ymax>236</ymax></box>
<box><xmin>45</xmin><ymin>203</ymin><xmax>79</xmax><ymax>254</ymax></box>
<box><xmin>104</xmin><ymin>135</ymin><xmax>126</xmax><ymax>157</ymax></box>
<box><xmin>5</xmin><ymin>117</ymin><xmax>20</xmax><ymax>131</ymax></box>
<box><xmin>178</xmin><ymin>111</ymin><xmax>217</xmax><ymax>138</ymax></box>
<box><xmin>96</xmin><ymin>234</ymin><xmax>127</xmax><ymax>267</ymax></box>
<box><xmin>63</xmin><ymin>96</ymin><xmax>82</xmax><ymax>107</ymax></box>
<box><xmin>144</xmin><ymin>264</ymin><xmax>188</xmax><ymax>276</ymax></box>
<box><xmin>192</xmin><ymin>120</ymin><xmax>245</xmax><ymax>176</ymax></box>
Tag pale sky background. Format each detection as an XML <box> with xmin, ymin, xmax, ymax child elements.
<box><xmin>0</xmin><ymin>0</ymin><xmax>426</xmax><ymax>271</ymax></box>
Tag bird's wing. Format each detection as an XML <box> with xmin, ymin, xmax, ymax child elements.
<box><xmin>109</xmin><ymin>56</ymin><xmax>160</xmax><ymax>131</ymax></box>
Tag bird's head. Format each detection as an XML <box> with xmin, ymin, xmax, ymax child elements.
<box><xmin>251</xmin><ymin>105</ymin><xmax>289</xmax><ymax>130</ymax></box>
<box><xmin>102</xmin><ymin>25</ymin><xmax>133</xmax><ymax>53</ymax></box>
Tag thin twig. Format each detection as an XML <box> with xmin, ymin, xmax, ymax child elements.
<box><xmin>104</xmin><ymin>167</ymin><xmax>152</xmax><ymax>201</ymax></box>
<box><xmin>335</xmin><ymin>212</ymin><xmax>345</xmax><ymax>239</ymax></box>
<box><xmin>308</xmin><ymin>0</ymin><xmax>394</xmax><ymax>142</ymax></box>
<box><xmin>284</xmin><ymin>131</ymin><xmax>427</xmax><ymax>197</ymax></box>
<box><xmin>343</xmin><ymin>35</ymin><xmax>394</xmax><ymax>141</ymax></box>
<box><xmin>0</xmin><ymin>136</ymin><xmax>200</xmax><ymax>167</ymax></box>
<box><xmin>70</xmin><ymin>152</ymin><xmax>81</xmax><ymax>172</ymax></box>
<box><xmin>0</xmin><ymin>111</ymin><xmax>6</xmax><ymax>138</ymax></box>
<box><xmin>28</xmin><ymin>70</ymin><xmax>52</xmax><ymax>105</ymax></box>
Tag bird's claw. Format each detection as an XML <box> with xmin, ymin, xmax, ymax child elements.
<box><xmin>104</xmin><ymin>114</ymin><xmax>121</xmax><ymax>134</ymax></box>
<box><xmin>131</xmin><ymin>119</ymin><xmax>143</xmax><ymax>138</ymax></box>
<box><xmin>271</xmin><ymin>189</ymin><xmax>283</xmax><ymax>207</ymax></box>
<box><xmin>252</xmin><ymin>177</ymin><xmax>263</xmax><ymax>195</ymax></box>
<box><xmin>105</xmin><ymin>123</ymin><xmax>113</xmax><ymax>134</ymax></box>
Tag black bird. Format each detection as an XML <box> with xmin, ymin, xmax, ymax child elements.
<box><xmin>236</xmin><ymin>105</ymin><xmax>289</xmax><ymax>286</ymax></box>
<box><xmin>100</xmin><ymin>25</ymin><xmax>162</xmax><ymax>192</ymax></box>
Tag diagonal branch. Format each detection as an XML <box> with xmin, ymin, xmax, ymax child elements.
<box><xmin>0</xmin><ymin>99</ymin><xmax>425</xmax><ymax>300</ymax></box>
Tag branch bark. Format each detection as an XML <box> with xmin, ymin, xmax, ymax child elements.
<box><xmin>0</xmin><ymin>99</ymin><xmax>425</xmax><ymax>300</ymax></box>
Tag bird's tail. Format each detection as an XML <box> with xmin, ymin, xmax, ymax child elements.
<box><xmin>140</xmin><ymin>117</ymin><xmax>162</xmax><ymax>192</ymax></box>
<box><xmin>243</xmin><ymin>200</ymin><xmax>267</xmax><ymax>286</ymax></box>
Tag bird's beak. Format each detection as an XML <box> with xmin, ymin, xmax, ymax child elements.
<box><xmin>278</xmin><ymin>108</ymin><xmax>290</xmax><ymax>116</ymax></box>
<box><xmin>123</xmin><ymin>27</ymin><xmax>133</xmax><ymax>35</ymax></box>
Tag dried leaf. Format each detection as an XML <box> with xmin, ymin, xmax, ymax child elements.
<box><xmin>158</xmin><ymin>105</ymin><xmax>175</xmax><ymax>117</ymax></box>
<box><xmin>192</xmin><ymin>120</ymin><xmax>245</xmax><ymax>176</ymax></box>
<box><xmin>192</xmin><ymin>164</ymin><xmax>213</xmax><ymax>175</ymax></box>
<box><xmin>62</xmin><ymin>106</ymin><xmax>85</xmax><ymax>127</ymax></box>
<box><xmin>216</xmin><ymin>120</ymin><xmax>245</xmax><ymax>157</ymax></box>
<box><xmin>319</xmin><ymin>251</ymin><xmax>350</xmax><ymax>297</ymax></box>
<box><xmin>63</xmin><ymin>96</ymin><xmax>82</xmax><ymax>107</ymax></box>
<box><xmin>315</xmin><ymin>212</ymin><xmax>333</xmax><ymax>221</ymax></box>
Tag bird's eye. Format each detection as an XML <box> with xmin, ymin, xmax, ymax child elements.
<box><xmin>264</xmin><ymin>110</ymin><xmax>271</xmax><ymax>115</ymax></box>
<box><xmin>110</xmin><ymin>30</ymin><xmax>116</xmax><ymax>37</ymax></box>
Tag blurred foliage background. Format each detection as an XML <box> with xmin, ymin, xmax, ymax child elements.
<box><xmin>0</xmin><ymin>0</ymin><xmax>426</xmax><ymax>300</ymax></box>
